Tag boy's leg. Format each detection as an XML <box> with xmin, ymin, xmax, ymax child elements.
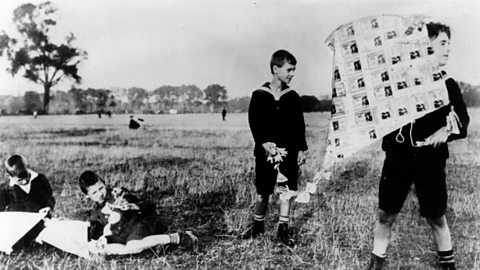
<box><xmin>101</xmin><ymin>234</ymin><xmax>171</xmax><ymax>255</ymax></box>
<box><xmin>240</xmin><ymin>194</ymin><xmax>268</xmax><ymax>239</ymax></box>
<box><xmin>241</xmin><ymin>156</ymin><xmax>276</xmax><ymax>239</ymax></box>
<box><xmin>372</xmin><ymin>209</ymin><xmax>397</xmax><ymax>257</ymax></box>
<box><xmin>277</xmin><ymin>196</ymin><xmax>295</xmax><ymax>247</ymax></box>
<box><xmin>276</xmin><ymin>151</ymin><xmax>298</xmax><ymax>247</ymax></box>
<box><xmin>427</xmin><ymin>215</ymin><xmax>452</xmax><ymax>251</ymax></box>
<box><xmin>366</xmin><ymin>210</ymin><xmax>397</xmax><ymax>270</ymax></box>
<box><xmin>366</xmin><ymin>153</ymin><xmax>412</xmax><ymax>269</ymax></box>
<box><xmin>427</xmin><ymin>215</ymin><xmax>455</xmax><ymax>269</ymax></box>
<box><xmin>415</xmin><ymin>158</ymin><xmax>454</xmax><ymax>269</ymax></box>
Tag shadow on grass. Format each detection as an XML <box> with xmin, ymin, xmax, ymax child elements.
<box><xmin>157</xmin><ymin>189</ymin><xmax>237</xmax><ymax>252</ymax></box>
<box><xmin>43</xmin><ymin>128</ymin><xmax>108</xmax><ymax>137</ymax></box>
<box><xmin>108</xmin><ymin>156</ymin><xmax>197</xmax><ymax>173</ymax></box>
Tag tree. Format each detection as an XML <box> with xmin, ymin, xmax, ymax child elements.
<box><xmin>24</xmin><ymin>91</ymin><xmax>42</xmax><ymax>113</ymax></box>
<box><xmin>300</xmin><ymin>95</ymin><xmax>322</xmax><ymax>112</ymax></box>
<box><xmin>127</xmin><ymin>87</ymin><xmax>149</xmax><ymax>112</ymax></box>
<box><xmin>69</xmin><ymin>87</ymin><xmax>86</xmax><ymax>113</ymax></box>
<box><xmin>204</xmin><ymin>84</ymin><xmax>228</xmax><ymax>111</ymax></box>
<box><xmin>178</xmin><ymin>84</ymin><xmax>203</xmax><ymax>113</ymax></box>
<box><xmin>227</xmin><ymin>96</ymin><xmax>250</xmax><ymax>113</ymax></box>
<box><xmin>0</xmin><ymin>2</ymin><xmax>87</xmax><ymax>114</ymax></box>
<box><xmin>49</xmin><ymin>90</ymin><xmax>72</xmax><ymax>114</ymax></box>
<box><xmin>459</xmin><ymin>81</ymin><xmax>480</xmax><ymax>107</ymax></box>
<box><xmin>152</xmin><ymin>85</ymin><xmax>178</xmax><ymax>111</ymax></box>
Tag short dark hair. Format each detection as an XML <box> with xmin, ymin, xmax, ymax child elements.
<box><xmin>270</xmin><ymin>50</ymin><xmax>297</xmax><ymax>74</ymax></box>
<box><xmin>5</xmin><ymin>154</ymin><xmax>29</xmax><ymax>179</ymax></box>
<box><xmin>79</xmin><ymin>170</ymin><xmax>104</xmax><ymax>194</ymax></box>
<box><xmin>426</xmin><ymin>22</ymin><xmax>451</xmax><ymax>40</ymax></box>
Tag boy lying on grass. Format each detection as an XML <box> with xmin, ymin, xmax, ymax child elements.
<box><xmin>79</xmin><ymin>171</ymin><xmax>198</xmax><ymax>255</ymax></box>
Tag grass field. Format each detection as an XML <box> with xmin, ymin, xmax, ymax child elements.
<box><xmin>0</xmin><ymin>110</ymin><xmax>478</xmax><ymax>270</ymax></box>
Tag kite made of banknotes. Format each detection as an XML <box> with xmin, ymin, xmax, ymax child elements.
<box><xmin>295</xmin><ymin>14</ymin><xmax>461</xmax><ymax>203</ymax></box>
<box><xmin>325</xmin><ymin>14</ymin><xmax>452</xmax><ymax>161</ymax></box>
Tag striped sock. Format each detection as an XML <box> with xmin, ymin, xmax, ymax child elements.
<box><xmin>254</xmin><ymin>214</ymin><xmax>265</xmax><ymax>222</ymax></box>
<box><xmin>168</xmin><ymin>233</ymin><xmax>180</xmax><ymax>244</ymax></box>
<box><xmin>278</xmin><ymin>215</ymin><xmax>289</xmax><ymax>224</ymax></box>
<box><xmin>438</xmin><ymin>249</ymin><xmax>455</xmax><ymax>266</ymax></box>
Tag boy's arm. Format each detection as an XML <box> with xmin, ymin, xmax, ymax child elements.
<box><xmin>37</xmin><ymin>174</ymin><xmax>56</xmax><ymax>211</ymax></box>
<box><xmin>0</xmin><ymin>187</ymin><xmax>9</xmax><ymax>211</ymax></box>
<box><xmin>413</xmin><ymin>79</ymin><xmax>469</xmax><ymax>144</ymax></box>
<box><xmin>418</xmin><ymin>79</ymin><xmax>470</xmax><ymax>146</ymax></box>
<box><xmin>295</xmin><ymin>94</ymin><xmax>308</xmax><ymax>152</ymax></box>
<box><xmin>248</xmin><ymin>91</ymin><xmax>270</xmax><ymax>145</ymax></box>
<box><xmin>122</xmin><ymin>192</ymin><xmax>156</xmax><ymax>214</ymax></box>
<box><xmin>446</xmin><ymin>79</ymin><xmax>469</xmax><ymax>141</ymax></box>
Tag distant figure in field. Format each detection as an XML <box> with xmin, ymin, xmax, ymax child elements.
<box><xmin>129</xmin><ymin>116</ymin><xmax>141</xmax><ymax>129</ymax></box>
<box><xmin>221</xmin><ymin>107</ymin><xmax>227</xmax><ymax>121</ymax></box>
<box><xmin>106</xmin><ymin>111</ymin><xmax>112</xmax><ymax>118</ymax></box>
<box><xmin>240</xmin><ymin>49</ymin><xmax>308</xmax><ymax>247</ymax></box>
<box><xmin>33</xmin><ymin>111</ymin><xmax>38</xmax><ymax>119</ymax></box>
<box><xmin>97</xmin><ymin>111</ymin><xmax>102</xmax><ymax>119</ymax></box>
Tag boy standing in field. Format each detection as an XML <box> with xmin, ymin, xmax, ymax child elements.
<box><xmin>0</xmin><ymin>154</ymin><xmax>55</xmax><ymax>249</ymax></box>
<box><xmin>240</xmin><ymin>49</ymin><xmax>307</xmax><ymax>247</ymax></box>
<box><xmin>365</xmin><ymin>22</ymin><xmax>470</xmax><ymax>270</ymax></box>
<box><xmin>78</xmin><ymin>171</ymin><xmax>198</xmax><ymax>255</ymax></box>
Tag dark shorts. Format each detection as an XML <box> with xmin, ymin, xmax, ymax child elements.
<box><xmin>255</xmin><ymin>151</ymin><xmax>299</xmax><ymax>195</ymax></box>
<box><xmin>379</xmin><ymin>152</ymin><xmax>447</xmax><ymax>218</ymax></box>
<box><xmin>107</xmin><ymin>212</ymin><xmax>167</xmax><ymax>244</ymax></box>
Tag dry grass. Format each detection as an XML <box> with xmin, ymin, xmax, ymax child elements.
<box><xmin>0</xmin><ymin>111</ymin><xmax>478</xmax><ymax>270</ymax></box>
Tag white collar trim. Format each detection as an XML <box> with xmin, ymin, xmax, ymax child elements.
<box><xmin>259</xmin><ymin>86</ymin><xmax>292</xmax><ymax>101</ymax></box>
<box><xmin>9</xmin><ymin>169</ymin><xmax>38</xmax><ymax>194</ymax></box>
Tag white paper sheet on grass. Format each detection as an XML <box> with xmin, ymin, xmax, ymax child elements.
<box><xmin>36</xmin><ymin>218</ymin><xmax>90</xmax><ymax>259</ymax></box>
<box><xmin>0</xmin><ymin>212</ymin><xmax>46</xmax><ymax>254</ymax></box>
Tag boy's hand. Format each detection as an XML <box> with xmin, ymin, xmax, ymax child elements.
<box><xmin>422</xmin><ymin>126</ymin><xmax>448</xmax><ymax>148</ymax></box>
<box><xmin>262</xmin><ymin>142</ymin><xmax>276</xmax><ymax>156</ymax></box>
<box><xmin>118</xmin><ymin>202</ymin><xmax>140</xmax><ymax>211</ymax></box>
<box><xmin>38</xmin><ymin>207</ymin><xmax>51</xmax><ymax>217</ymax></box>
<box><xmin>88</xmin><ymin>236</ymin><xmax>107</xmax><ymax>255</ymax></box>
<box><xmin>297</xmin><ymin>151</ymin><xmax>306</xmax><ymax>165</ymax></box>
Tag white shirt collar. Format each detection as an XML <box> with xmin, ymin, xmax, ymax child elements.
<box><xmin>9</xmin><ymin>169</ymin><xmax>38</xmax><ymax>194</ymax></box>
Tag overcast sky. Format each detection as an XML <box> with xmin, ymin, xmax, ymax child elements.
<box><xmin>0</xmin><ymin>0</ymin><xmax>479</xmax><ymax>98</ymax></box>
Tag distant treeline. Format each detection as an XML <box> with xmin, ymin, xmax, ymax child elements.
<box><xmin>1</xmin><ymin>81</ymin><xmax>479</xmax><ymax>115</ymax></box>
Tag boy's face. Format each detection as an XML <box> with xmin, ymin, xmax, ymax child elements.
<box><xmin>431</xmin><ymin>32</ymin><xmax>450</xmax><ymax>67</ymax></box>
<box><xmin>273</xmin><ymin>62</ymin><xmax>296</xmax><ymax>84</ymax></box>
<box><xmin>86</xmin><ymin>181</ymin><xmax>107</xmax><ymax>204</ymax></box>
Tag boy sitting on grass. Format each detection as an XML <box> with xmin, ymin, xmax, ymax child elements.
<box><xmin>78</xmin><ymin>170</ymin><xmax>198</xmax><ymax>255</ymax></box>
<box><xmin>0</xmin><ymin>154</ymin><xmax>55</xmax><ymax>250</ymax></box>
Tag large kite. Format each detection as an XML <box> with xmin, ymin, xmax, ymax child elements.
<box><xmin>293</xmin><ymin>14</ymin><xmax>460</xmax><ymax>203</ymax></box>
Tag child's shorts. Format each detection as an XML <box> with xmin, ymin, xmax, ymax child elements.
<box><xmin>255</xmin><ymin>151</ymin><xmax>299</xmax><ymax>196</ymax></box>
<box><xmin>378</xmin><ymin>152</ymin><xmax>447</xmax><ymax>219</ymax></box>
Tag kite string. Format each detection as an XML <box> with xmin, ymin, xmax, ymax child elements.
<box><xmin>395</xmin><ymin>126</ymin><xmax>405</xmax><ymax>143</ymax></box>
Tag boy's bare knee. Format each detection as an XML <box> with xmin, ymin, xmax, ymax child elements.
<box><xmin>426</xmin><ymin>215</ymin><xmax>447</xmax><ymax>229</ymax></box>
<box><xmin>378</xmin><ymin>209</ymin><xmax>396</xmax><ymax>226</ymax></box>
<box><xmin>257</xmin><ymin>194</ymin><xmax>269</xmax><ymax>203</ymax></box>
